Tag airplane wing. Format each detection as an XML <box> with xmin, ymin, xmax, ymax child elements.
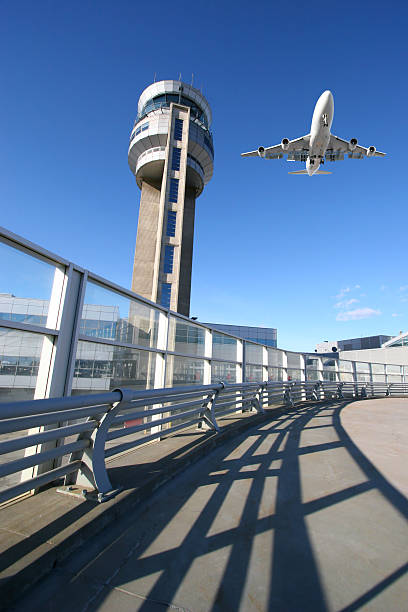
<box><xmin>328</xmin><ymin>134</ymin><xmax>386</xmax><ymax>159</ymax></box>
<box><xmin>241</xmin><ymin>134</ymin><xmax>310</xmax><ymax>159</ymax></box>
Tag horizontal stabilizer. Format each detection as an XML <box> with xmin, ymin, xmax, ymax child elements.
<box><xmin>288</xmin><ymin>170</ymin><xmax>332</xmax><ymax>175</ymax></box>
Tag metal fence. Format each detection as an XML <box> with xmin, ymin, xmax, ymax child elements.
<box><xmin>1</xmin><ymin>379</ymin><xmax>407</xmax><ymax>505</ymax></box>
<box><xmin>1</xmin><ymin>225</ymin><xmax>408</xmax><ymax>504</ymax></box>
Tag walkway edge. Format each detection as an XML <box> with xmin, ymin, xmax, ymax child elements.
<box><xmin>1</xmin><ymin>404</ymin><xmax>307</xmax><ymax>609</ymax></box>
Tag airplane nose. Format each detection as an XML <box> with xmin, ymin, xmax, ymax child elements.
<box><xmin>320</xmin><ymin>90</ymin><xmax>334</xmax><ymax>112</ymax></box>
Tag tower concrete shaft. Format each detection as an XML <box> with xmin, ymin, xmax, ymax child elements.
<box><xmin>128</xmin><ymin>80</ymin><xmax>214</xmax><ymax>317</ymax></box>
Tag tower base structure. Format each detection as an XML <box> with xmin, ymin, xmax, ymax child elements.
<box><xmin>128</xmin><ymin>81</ymin><xmax>214</xmax><ymax>316</ymax></box>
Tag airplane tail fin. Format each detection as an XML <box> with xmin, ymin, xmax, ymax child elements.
<box><xmin>288</xmin><ymin>170</ymin><xmax>332</xmax><ymax>175</ymax></box>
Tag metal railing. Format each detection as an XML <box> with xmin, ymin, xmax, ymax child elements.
<box><xmin>1</xmin><ymin>379</ymin><xmax>407</xmax><ymax>505</ymax></box>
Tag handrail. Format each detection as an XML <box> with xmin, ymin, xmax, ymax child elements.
<box><xmin>1</xmin><ymin>380</ymin><xmax>407</xmax><ymax>505</ymax></box>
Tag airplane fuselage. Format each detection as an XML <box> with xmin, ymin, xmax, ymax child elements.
<box><xmin>307</xmin><ymin>90</ymin><xmax>334</xmax><ymax>175</ymax></box>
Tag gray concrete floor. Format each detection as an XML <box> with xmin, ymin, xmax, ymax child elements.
<box><xmin>11</xmin><ymin>399</ymin><xmax>408</xmax><ymax>611</ymax></box>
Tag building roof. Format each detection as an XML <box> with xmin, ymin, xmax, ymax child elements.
<box><xmin>382</xmin><ymin>332</ymin><xmax>408</xmax><ymax>347</ymax></box>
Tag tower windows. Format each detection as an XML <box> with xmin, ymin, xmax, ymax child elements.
<box><xmin>172</xmin><ymin>147</ymin><xmax>181</xmax><ymax>171</ymax></box>
<box><xmin>160</xmin><ymin>283</ymin><xmax>171</xmax><ymax>309</ymax></box>
<box><xmin>166</xmin><ymin>211</ymin><xmax>177</xmax><ymax>237</ymax></box>
<box><xmin>169</xmin><ymin>178</ymin><xmax>179</xmax><ymax>203</ymax></box>
<box><xmin>164</xmin><ymin>245</ymin><xmax>175</xmax><ymax>273</ymax></box>
<box><xmin>174</xmin><ymin>118</ymin><xmax>183</xmax><ymax>141</ymax></box>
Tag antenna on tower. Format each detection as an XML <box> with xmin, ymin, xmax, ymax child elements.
<box><xmin>178</xmin><ymin>72</ymin><xmax>182</xmax><ymax>82</ymax></box>
<box><xmin>191</xmin><ymin>73</ymin><xmax>194</xmax><ymax>86</ymax></box>
<box><xmin>153</xmin><ymin>72</ymin><xmax>156</xmax><ymax>83</ymax></box>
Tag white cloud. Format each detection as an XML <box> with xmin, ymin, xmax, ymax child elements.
<box><xmin>392</xmin><ymin>313</ymin><xmax>401</xmax><ymax>317</ymax></box>
<box><xmin>336</xmin><ymin>287</ymin><xmax>351</xmax><ymax>299</ymax></box>
<box><xmin>336</xmin><ymin>285</ymin><xmax>361</xmax><ymax>299</ymax></box>
<box><xmin>380</xmin><ymin>285</ymin><xmax>387</xmax><ymax>291</ymax></box>
<box><xmin>334</xmin><ymin>298</ymin><xmax>359</xmax><ymax>309</ymax></box>
<box><xmin>399</xmin><ymin>285</ymin><xmax>408</xmax><ymax>292</ymax></box>
<box><xmin>336</xmin><ymin>308</ymin><xmax>381</xmax><ymax>322</ymax></box>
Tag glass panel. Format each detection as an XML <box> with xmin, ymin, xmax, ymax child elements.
<box><xmin>81</xmin><ymin>282</ymin><xmax>160</xmax><ymax>348</ymax></box>
<box><xmin>211</xmin><ymin>361</ymin><xmax>237</xmax><ymax>384</ymax></box>
<box><xmin>388</xmin><ymin>375</ymin><xmax>402</xmax><ymax>383</ymax></box>
<box><xmin>372</xmin><ymin>374</ymin><xmax>386</xmax><ymax>382</ymax></box>
<box><xmin>245</xmin><ymin>364</ymin><xmax>263</xmax><ymax>382</ymax></box>
<box><xmin>386</xmin><ymin>364</ymin><xmax>401</xmax><ymax>374</ymax></box>
<box><xmin>165</xmin><ymin>355</ymin><xmax>205</xmax><ymax>386</ymax></box>
<box><xmin>322</xmin><ymin>358</ymin><xmax>337</xmax><ymax>370</ymax></box>
<box><xmin>0</xmin><ymin>327</ymin><xmax>52</xmax><ymax>402</ymax></box>
<box><xmin>287</xmin><ymin>353</ymin><xmax>302</xmax><ymax>369</ymax></box>
<box><xmin>340</xmin><ymin>372</ymin><xmax>354</xmax><ymax>382</ymax></box>
<box><xmin>338</xmin><ymin>360</ymin><xmax>353</xmax><ymax>372</ymax></box>
<box><xmin>246</xmin><ymin>342</ymin><xmax>263</xmax><ymax>364</ymax></box>
<box><xmin>372</xmin><ymin>363</ymin><xmax>385</xmax><ymax>374</ymax></box>
<box><xmin>287</xmin><ymin>369</ymin><xmax>302</xmax><ymax>381</ymax></box>
<box><xmin>356</xmin><ymin>373</ymin><xmax>371</xmax><ymax>382</ymax></box>
<box><xmin>72</xmin><ymin>341</ymin><xmax>156</xmax><ymax>394</ymax></box>
<box><xmin>268</xmin><ymin>348</ymin><xmax>285</xmax><ymax>367</ymax></box>
<box><xmin>167</xmin><ymin>317</ymin><xmax>206</xmax><ymax>357</ymax></box>
<box><xmin>0</xmin><ymin>240</ymin><xmax>63</xmax><ymax>329</ymax></box>
<box><xmin>212</xmin><ymin>332</ymin><xmax>238</xmax><ymax>361</ymax></box>
<box><xmin>323</xmin><ymin>370</ymin><xmax>337</xmax><ymax>381</ymax></box>
<box><xmin>306</xmin><ymin>358</ymin><xmax>321</xmax><ymax>369</ymax></box>
<box><xmin>356</xmin><ymin>362</ymin><xmax>370</xmax><ymax>373</ymax></box>
<box><xmin>0</xmin><ymin>328</ymin><xmax>53</xmax><ymax>494</ymax></box>
<box><xmin>268</xmin><ymin>366</ymin><xmax>284</xmax><ymax>381</ymax></box>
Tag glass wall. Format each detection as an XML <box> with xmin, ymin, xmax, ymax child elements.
<box><xmin>81</xmin><ymin>282</ymin><xmax>160</xmax><ymax>349</ymax></box>
<box><xmin>167</xmin><ymin>317</ymin><xmax>206</xmax><ymax>356</ymax></box>
<box><xmin>165</xmin><ymin>355</ymin><xmax>205</xmax><ymax>386</ymax></box>
<box><xmin>387</xmin><ymin>364</ymin><xmax>402</xmax><ymax>383</ymax></box>
<box><xmin>212</xmin><ymin>332</ymin><xmax>238</xmax><ymax>361</ymax></box>
<box><xmin>306</xmin><ymin>357</ymin><xmax>321</xmax><ymax>381</ymax></box>
<box><xmin>322</xmin><ymin>357</ymin><xmax>337</xmax><ymax>381</ymax></box>
<box><xmin>245</xmin><ymin>364</ymin><xmax>263</xmax><ymax>382</ymax></box>
<box><xmin>287</xmin><ymin>353</ymin><xmax>303</xmax><ymax>381</ymax></box>
<box><xmin>0</xmin><ymin>240</ymin><xmax>63</xmax><ymax>330</ymax></box>
<box><xmin>211</xmin><ymin>361</ymin><xmax>237</xmax><ymax>384</ymax></box>
<box><xmin>72</xmin><ymin>340</ymin><xmax>156</xmax><ymax>394</ymax></box>
<box><xmin>372</xmin><ymin>363</ymin><xmax>385</xmax><ymax>382</ymax></box>
<box><xmin>246</xmin><ymin>342</ymin><xmax>263</xmax><ymax>364</ymax></box>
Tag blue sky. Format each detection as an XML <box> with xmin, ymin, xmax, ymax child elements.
<box><xmin>1</xmin><ymin>1</ymin><xmax>407</xmax><ymax>351</ymax></box>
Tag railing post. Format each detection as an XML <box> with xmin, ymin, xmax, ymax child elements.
<box><xmin>252</xmin><ymin>383</ymin><xmax>266</xmax><ymax>414</ymax></box>
<box><xmin>197</xmin><ymin>385</ymin><xmax>222</xmax><ymax>432</ymax></box>
<box><xmin>74</xmin><ymin>388</ymin><xmax>133</xmax><ymax>501</ymax></box>
<box><xmin>283</xmin><ymin>382</ymin><xmax>294</xmax><ymax>408</ymax></box>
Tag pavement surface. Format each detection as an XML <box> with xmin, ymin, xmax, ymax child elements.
<box><xmin>7</xmin><ymin>398</ymin><xmax>408</xmax><ymax>611</ymax></box>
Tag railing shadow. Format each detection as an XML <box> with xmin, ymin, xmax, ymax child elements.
<box><xmin>84</xmin><ymin>400</ymin><xmax>408</xmax><ymax>611</ymax></box>
<box><xmin>6</xmin><ymin>399</ymin><xmax>408</xmax><ymax>611</ymax></box>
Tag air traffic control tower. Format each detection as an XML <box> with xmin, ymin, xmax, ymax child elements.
<box><xmin>128</xmin><ymin>80</ymin><xmax>214</xmax><ymax>316</ymax></box>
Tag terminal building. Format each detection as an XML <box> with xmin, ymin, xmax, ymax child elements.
<box><xmin>316</xmin><ymin>335</ymin><xmax>392</xmax><ymax>353</ymax></box>
<box><xmin>202</xmin><ymin>323</ymin><xmax>277</xmax><ymax>348</ymax></box>
<box><xmin>128</xmin><ymin>80</ymin><xmax>214</xmax><ymax>317</ymax></box>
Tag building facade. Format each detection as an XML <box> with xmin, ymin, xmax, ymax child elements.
<box><xmin>316</xmin><ymin>335</ymin><xmax>392</xmax><ymax>353</ymax></box>
<box><xmin>202</xmin><ymin>323</ymin><xmax>277</xmax><ymax>348</ymax></box>
<box><xmin>128</xmin><ymin>80</ymin><xmax>214</xmax><ymax>317</ymax></box>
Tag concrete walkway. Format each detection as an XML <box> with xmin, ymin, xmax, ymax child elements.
<box><xmin>9</xmin><ymin>398</ymin><xmax>408</xmax><ymax>611</ymax></box>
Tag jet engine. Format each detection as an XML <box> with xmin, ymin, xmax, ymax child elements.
<box><xmin>281</xmin><ymin>138</ymin><xmax>290</xmax><ymax>151</ymax></box>
<box><xmin>349</xmin><ymin>138</ymin><xmax>358</xmax><ymax>151</ymax></box>
<box><xmin>258</xmin><ymin>146</ymin><xmax>265</xmax><ymax>158</ymax></box>
<box><xmin>367</xmin><ymin>146</ymin><xmax>376</xmax><ymax>157</ymax></box>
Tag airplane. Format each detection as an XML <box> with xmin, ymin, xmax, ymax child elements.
<box><xmin>241</xmin><ymin>90</ymin><xmax>386</xmax><ymax>176</ymax></box>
